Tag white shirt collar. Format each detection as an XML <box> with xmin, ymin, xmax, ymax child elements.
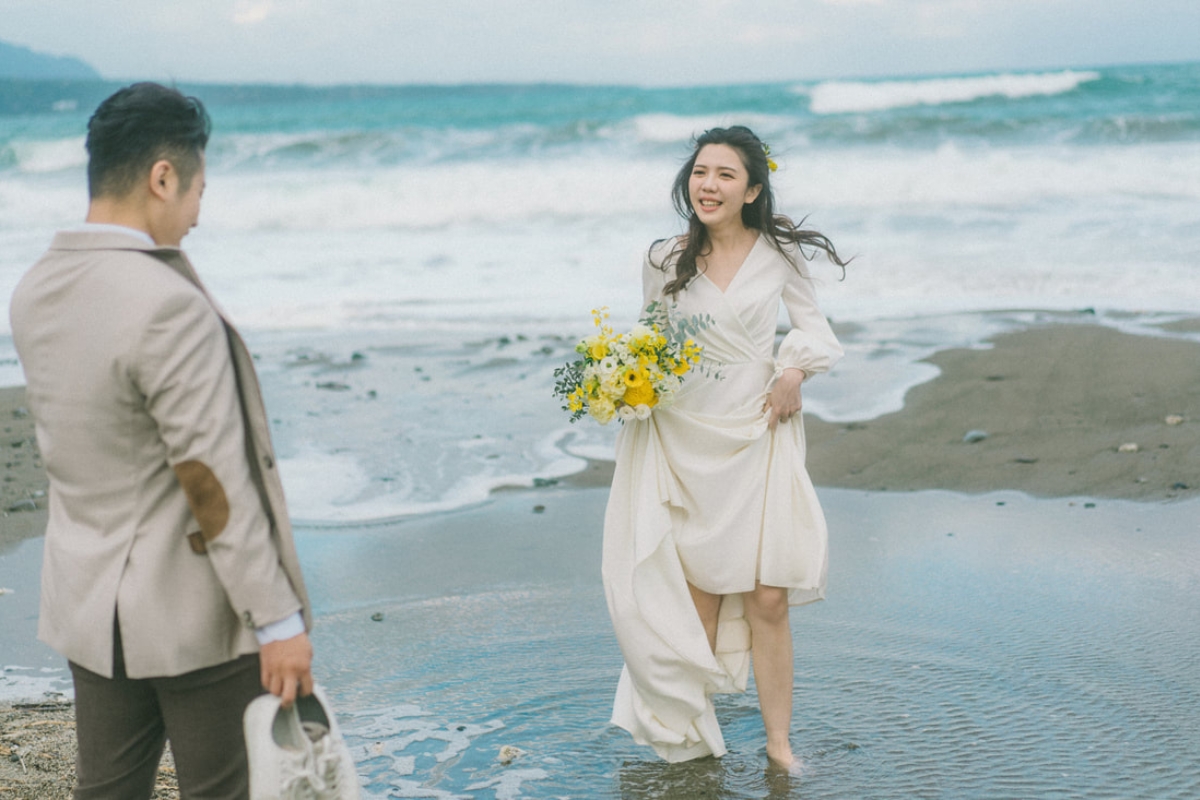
<box><xmin>71</xmin><ymin>223</ymin><xmax>156</xmax><ymax>247</ymax></box>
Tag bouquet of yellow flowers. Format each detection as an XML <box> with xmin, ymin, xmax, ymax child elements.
<box><xmin>553</xmin><ymin>302</ymin><xmax>714</xmax><ymax>424</ymax></box>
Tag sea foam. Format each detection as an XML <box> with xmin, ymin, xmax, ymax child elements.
<box><xmin>4</xmin><ymin>135</ymin><xmax>86</xmax><ymax>174</ymax></box>
<box><xmin>804</xmin><ymin>70</ymin><xmax>1102</xmax><ymax>114</ymax></box>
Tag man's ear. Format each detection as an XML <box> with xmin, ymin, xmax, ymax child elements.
<box><xmin>147</xmin><ymin>159</ymin><xmax>176</xmax><ymax>201</ymax></box>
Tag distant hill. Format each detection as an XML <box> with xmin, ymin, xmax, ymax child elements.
<box><xmin>0</xmin><ymin>39</ymin><xmax>101</xmax><ymax>80</ymax></box>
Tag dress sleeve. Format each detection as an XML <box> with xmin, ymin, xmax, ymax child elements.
<box><xmin>641</xmin><ymin>239</ymin><xmax>674</xmax><ymax>311</ymax></box>
<box><xmin>776</xmin><ymin>255</ymin><xmax>844</xmax><ymax>381</ymax></box>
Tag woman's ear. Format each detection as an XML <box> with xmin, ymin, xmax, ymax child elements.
<box><xmin>745</xmin><ymin>183</ymin><xmax>763</xmax><ymax>204</ymax></box>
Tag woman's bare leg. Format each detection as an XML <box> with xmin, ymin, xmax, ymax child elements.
<box><xmin>744</xmin><ymin>582</ymin><xmax>796</xmax><ymax>769</ymax></box>
<box><xmin>687</xmin><ymin>582</ymin><xmax>722</xmax><ymax>654</ymax></box>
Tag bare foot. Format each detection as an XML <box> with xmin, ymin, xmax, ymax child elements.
<box><xmin>766</xmin><ymin>744</ymin><xmax>804</xmax><ymax>775</ymax></box>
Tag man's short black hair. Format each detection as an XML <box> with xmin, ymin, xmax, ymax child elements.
<box><xmin>86</xmin><ymin>82</ymin><xmax>211</xmax><ymax>199</ymax></box>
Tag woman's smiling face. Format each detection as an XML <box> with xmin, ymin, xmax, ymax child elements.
<box><xmin>688</xmin><ymin>143</ymin><xmax>762</xmax><ymax>231</ymax></box>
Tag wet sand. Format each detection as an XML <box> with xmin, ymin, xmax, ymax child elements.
<box><xmin>804</xmin><ymin>322</ymin><xmax>1199</xmax><ymax>500</ymax></box>
<box><xmin>274</xmin><ymin>487</ymin><xmax>1199</xmax><ymax>796</ymax></box>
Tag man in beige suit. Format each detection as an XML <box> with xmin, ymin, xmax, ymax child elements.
<box><xmin>10</xmin><ymin>82</ymin><xmax>315</xmax><ymax>799</ymax></box>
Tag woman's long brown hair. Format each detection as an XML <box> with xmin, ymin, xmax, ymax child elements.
<box><xmin>654</xmin><ymin>125</ymin><xmax>849</xmax><ymax>298</ymax></box>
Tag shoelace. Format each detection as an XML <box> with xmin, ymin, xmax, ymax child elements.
<box><xmin>311</xmin><ymin>741</ymin><xmax>344</xmax><ymax>796</ymax></box>
<box><xmin>279</xmin><ymin>725</ymin><xmax>345</xmax><ymax>800</ymax></box>
<box><xmin>280</xmin><ymin>761</ymin><xmax>322</xmax><ymax>800</ymax></box>
<box><xmin>280</xmin><ymin>763</ymin><xmax>339</xmax><ymax>800</ymax></box>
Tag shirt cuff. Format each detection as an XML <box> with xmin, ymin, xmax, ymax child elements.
<box><xmin>254</xmin><ymin>611</ymin><xmax>306</xmax><ymax>646</ymax></box>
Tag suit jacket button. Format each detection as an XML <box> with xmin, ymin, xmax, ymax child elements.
<box><xmin>243</xmin><ymin>611</ymin><xmax>254</xmax><ymax>628</ymax></box>
<box><xmin>263</xmin><ymin>455</ymin><xmax>274</xmax><ymax>469</ymax></box>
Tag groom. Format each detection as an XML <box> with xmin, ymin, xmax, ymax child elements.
<box><xmin>10</xmin><ymin>82</ymin><xmax>313</xmax><ymax>798</ymax></box>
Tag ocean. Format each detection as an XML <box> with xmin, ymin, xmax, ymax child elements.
<box><xmin>3</xmin><ymin>61</ymin><xmax>1199</xmax><ymax>523</ymax></box>
<box><xmin>3</xmin><ymin>64</ymin><xmax>1200</xmax><ymax>798</ymax></box>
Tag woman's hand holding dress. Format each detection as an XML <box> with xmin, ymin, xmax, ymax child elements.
<box><xmin>765</xmin><ymin>367</ymin><xmax>805</xmax><ymax>429</ymax></box>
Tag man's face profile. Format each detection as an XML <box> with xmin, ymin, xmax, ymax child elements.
<box><xmin>159</xmin><ymin>153</ymin><xmax>206</xmax><ymax>247</ymax></box>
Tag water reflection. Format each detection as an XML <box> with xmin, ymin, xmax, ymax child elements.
<box><xmin>616</xmin><ymin>754</ymin><xmax>802</xmax><ymax>800</ymax></box>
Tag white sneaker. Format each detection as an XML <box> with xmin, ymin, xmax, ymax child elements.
<box><xmin>245</xmin><ymin>684</ymin><xmax>360</xmax><ymax>800</ymax></box>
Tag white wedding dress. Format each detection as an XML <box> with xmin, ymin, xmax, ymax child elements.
<box><xmin>603</xmin><ymin>235</ymin><xmax>843</xmax><ymax>761</ymax></box>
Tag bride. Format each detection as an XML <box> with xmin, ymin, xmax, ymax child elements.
<box><xmin>602</xmin><ymin>125</ymin><xmax>848</xmax><ymax>770</ymax></box>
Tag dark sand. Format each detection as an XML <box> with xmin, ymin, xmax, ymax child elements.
<box><xmin>804</xmin><ymin>323</ymin><xmax>1198</xmax><ymax>500</ymax></box>
<box><xmin>567</xmin><ymin>322</ymin><xmax>1199</xmax><ymax>501</ymax></box>
<box><xmin>0</xmin><ymin>701</ymin><xmax>177</xmax><ymax>799</ymax></box>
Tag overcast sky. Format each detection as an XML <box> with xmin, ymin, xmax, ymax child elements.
<box><xmin>5</xmin><ymin>0</ymin><xmax>1198</xmax><ymax>86</ymax></box>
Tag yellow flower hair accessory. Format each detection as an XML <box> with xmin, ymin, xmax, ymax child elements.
<box><xmin>763</xmin><ymin>143</ymin><xmax>778</xmax><ymax>173</ymax></box>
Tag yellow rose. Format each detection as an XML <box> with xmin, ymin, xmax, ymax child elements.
<box><xmin>591</xmin><ymin>396</ymin><xmax>616</xmax><ymax>424</ymax></box>
<box><xmin>623</xmin><ymin>381</ymin><xmax>657</xmax><ymax>408</ymax></box>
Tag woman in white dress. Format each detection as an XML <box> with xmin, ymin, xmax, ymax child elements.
<box><xmin>602</xmin><ymin>126</ymin><xmax>847</xmax><ymax>770</ymax></box>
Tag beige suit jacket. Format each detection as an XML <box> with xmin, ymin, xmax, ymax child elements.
<box><xmin>10</xmin><ymin>230</ymin><xmax>311</xmax><ymax>678</ymax></box>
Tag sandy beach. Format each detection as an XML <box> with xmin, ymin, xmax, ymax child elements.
<box><xmin>2</xmin><ymin>317</ymin><xmax>1198</xmax><ymax>798</ymax></box>
<box><xmin>804</xmin><ymin>320</ymin><xmax>1199</xmax><ymax>500</ymax></box>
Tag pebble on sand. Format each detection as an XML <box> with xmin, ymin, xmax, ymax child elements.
<box><xmin>962</xmin><ymin>430</ymin><xmax>989</xmax><ymax>443</ymax></box>
<box><xmin>1117</xmin><ymin>442</ymin><xmax>1139</xmax><ymax>453</ymax></box>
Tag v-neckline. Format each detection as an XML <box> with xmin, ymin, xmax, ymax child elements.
<box><xmin>699</xmin><ymin>235</ymin><xmax>761</xmax><ymax>295</ymax></box>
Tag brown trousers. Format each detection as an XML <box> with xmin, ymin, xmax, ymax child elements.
<box><xmin>69</xmin><ymin>624</ymin><xmax>263</xmax><ymax>800</ymax></box>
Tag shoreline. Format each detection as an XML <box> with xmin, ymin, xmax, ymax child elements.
<box><xmin>3</xmin><ymin>319</ymin><xmax>1198</xmax><ymax>554</ymax></box>
<box><xmin>546</xmin><ymin>320</ymin><xmax>1200</xmax><ymax>501</ymax></box>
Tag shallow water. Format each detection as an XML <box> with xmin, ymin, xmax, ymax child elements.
<box><xmin>3</xmin><ymin>486</ymin><xmax>1198</xmax><ymax>797</ymax></box>
<box><xmin>296</xmin><ymin>487</ymin><xmax>1200</xmax><ymax>799</ymax></box>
